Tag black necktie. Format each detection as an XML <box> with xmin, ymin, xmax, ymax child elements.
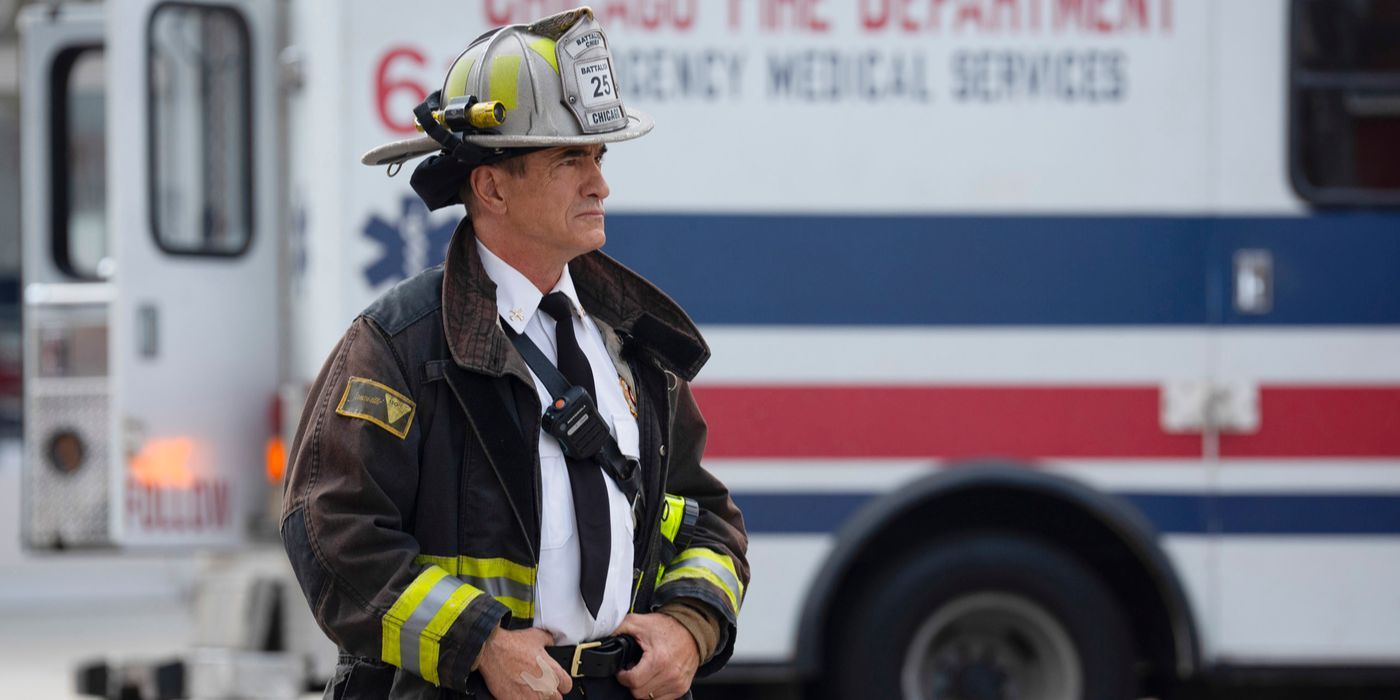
<box><xmin>537</xmin><ymin>292</ymin><xmax>610</xmax><ymax>618</ymax></box>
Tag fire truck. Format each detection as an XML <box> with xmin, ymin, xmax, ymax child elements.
<box><xmin>18</xmin><ymin>0</ymin><xmax>1400</xmax><ymax>697</ymax></box>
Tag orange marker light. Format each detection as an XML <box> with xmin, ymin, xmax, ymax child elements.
<box><xmin>266</xmin><ymin>437</ymin><xmax>287</xmax><ymax>483</ymax></box>
<box><xmin>129</xmin><ymin>437</ymin><xmax>197</xmax><ymax>489</ymax></box>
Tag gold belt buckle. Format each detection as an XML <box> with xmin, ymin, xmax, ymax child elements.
<box><xmin>570</xmin><ymin>640</ymin><xmax>603</xmax><ymax>678</ymax></box>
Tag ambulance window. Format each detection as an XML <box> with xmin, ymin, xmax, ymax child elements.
<box><xmin>1290</xmin><ymin>0</ymin><xmax>1400</xmax><ymax>205</ymax></box>
<box><xmin>148</xmin><ymin>4</ymin><xmax>252</xmax><ymax>256</ymax></box>
<box><xmin>52</xmin><ymin>47</ymin><xmax>108</xmax><ymax>280</ymax></box>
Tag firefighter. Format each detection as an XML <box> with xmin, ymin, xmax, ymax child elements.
<box><xmin>282</xmin><ymin>7</ymin><xmax>748</xmax><ymax>700</ymax></box>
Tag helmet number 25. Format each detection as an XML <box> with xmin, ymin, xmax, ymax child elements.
<box><xmin>576</xmin><ymin>60</ymin><xmax>617</xmax><ymax>108</ymax></box>
<box><xmin>591</xmin><ymin>74</ymin><xmax>612</xmax><ymax>99</ymax></box>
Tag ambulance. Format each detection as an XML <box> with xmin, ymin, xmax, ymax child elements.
<box><xmin>19</xmin><ymin>1</ymin><xmax>1400</xmax><ymax>697</ymax></box>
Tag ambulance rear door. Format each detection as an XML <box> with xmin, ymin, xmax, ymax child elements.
<box><xmin>106</xmin><ymin>0</ymin><xmax>281</xmax><ymax>547</ymax></box>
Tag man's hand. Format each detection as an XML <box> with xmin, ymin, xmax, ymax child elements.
<box><xmin>615</xmin><ymin>612</ymin><xmax>700</xmax><ymax>700</ymax></box>
<box><xmin>476</xmin><ymin>627</ymin><xmax>573</xmax><ymax>700</ymax></box>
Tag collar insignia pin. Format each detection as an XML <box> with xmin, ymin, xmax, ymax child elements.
<box><xmin>509</xmin><ymin>308</ymin><xmax>525</xmax><ymax>322</ymax></box>
<box><xmin>620</xmin><ymin>376</ymin><xmax>638</xmax><ymax>418</ymax></box>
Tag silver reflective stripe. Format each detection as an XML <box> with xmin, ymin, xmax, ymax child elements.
<box><xmin>670</xmin><ymin>555</ymin><xmax>742</xmax><ymax>600</ymax></box>
<box><xmin>398</xmin><ymin>576</ymin><xmax>459</xmax><ymax>677</ymax></box>
<box><xmin>462</xmin><ymin>574</ymin><xmax>533</xmax><ymax>603</ymax></box>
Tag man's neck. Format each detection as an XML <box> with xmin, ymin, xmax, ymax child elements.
<box><xmin>476</xmin><ymin>232</ymin><xmax>566</xmax><ymax>295</ymax></box>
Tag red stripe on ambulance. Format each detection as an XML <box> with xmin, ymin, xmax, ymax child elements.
<box><xmin>693</xmin><ymin>385</ymin><xmax>1400</xmax><ymax>459</ymax></box>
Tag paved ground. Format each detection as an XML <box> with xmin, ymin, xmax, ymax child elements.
<box><xmin>1</xmin><ymin>603</ymin><xmax>197</xmax><ymax>699</ymax></box>
<box><xmin>0</xmin><ymin>441</ymin><xmax>201</xmax><ymax>699</ymax></box>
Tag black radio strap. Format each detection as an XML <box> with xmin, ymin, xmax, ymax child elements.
<box><xmin>503</xmin><ymin>320</ymin><xmax>638</xmax><ymax>494</ymax></box>
<box><xmin>504</xmin><ymin>322</ymin><xmax>573</xmax><ymax>400</ymax></box>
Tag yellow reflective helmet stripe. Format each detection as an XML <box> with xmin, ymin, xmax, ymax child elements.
<box><xmin>658</xmin><ymin>547</ymin><xmax>744</xmax><ymax>613</ymax></box>
<box><xmin>488</xmin><ymin>55</ymin><xmax>522</xmax><ymax>111</ymax></box>
<box><xmin>414</xmin><ymin>554</ymin><xmax>537</xmax><ymax>621</ymax></box>
<box><xmin>528</xmin><ymin>37</ymin><xmax>560</xmax><ymax>74</ymax></box>
<box><xmin>382</xmin><ymin>565</ymin><xmax>485</xmax><ymax>685</ymax></box>
<box><xmin>444</xmin><ymin>57</ymin><xmax>476</xmax><ymax>101</ymax></box>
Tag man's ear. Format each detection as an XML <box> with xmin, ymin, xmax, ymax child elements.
<box><xmin>469</xmin><ymin>165</ymin><xmax>509</xmax><ymax>215</ymax></box>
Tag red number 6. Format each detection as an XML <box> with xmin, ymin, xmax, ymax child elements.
<box><xmin>375</xmin><ymin>47</ymin><xmax>428</xmax><ymax>135</ymax></box>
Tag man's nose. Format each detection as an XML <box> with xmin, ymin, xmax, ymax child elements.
<box><xmin>583</xmin><ymin>160</ymin><xmax>610</xmax><ymax>200</ymax></box>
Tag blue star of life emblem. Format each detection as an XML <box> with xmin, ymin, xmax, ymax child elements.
<box><xmin>362</xmin><ymin>195</ymin><xmax>457</xmax><ymax>288</ymax></box>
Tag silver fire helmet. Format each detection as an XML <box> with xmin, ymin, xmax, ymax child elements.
<box><xmin>361</xmin><ymin>6</ymin><xmax>654</xmax><ymax>167</ymax></box>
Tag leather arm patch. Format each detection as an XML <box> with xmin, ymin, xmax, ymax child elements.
<box><xmin>336</xmin><ymin>376</ymin><xmax>417</xmax><ymax>439</ymax></box>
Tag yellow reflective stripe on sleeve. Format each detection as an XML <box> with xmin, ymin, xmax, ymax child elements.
<box><xmin>457</xmin><ymin>556</ymin><xmax>536</xmax><ymax>586</ymax></box>
<box><xmin>457</xmin><ymin>558</ymin><xmax>534</xmax><ymax>616</ymax></box>
<box><xmin>659</xmin><ymin>548</ymin><xmax>744</xmax><ymax>613</ymax></box>
<box><xmin>659</xmin><ymin>566</ymin><xmax>740</xmax><ymax>613</ymax></box>
<box><xmin>415</xmin><ymin>554</ymin><xmax>457</xmax><ymax>573</ymax></box>
<box><xmin>418</xmin><ymin>583</ymin><xmax>481</xmax><ymax>685</ymax></box>
<box><xmin>412</xmin><ymin>555</ymin><xmax>536</xmax><ymax>585</ymax></box>
<box><xmin>493</xmin><ymin>596</ymin><xmax>534</xmax><ymax>619</ymax></box>
<box><xmin>382</xmin><ymin>566</ymin><xmax>451</xmax><ymax>668</ymax></box>
<box><xmin>383</xmin><ymin>565</ymin><xmax>487</xmax><ymax>685</ymax></box>
<box><xmin>414</xmin><ymin>555</ymin><xmax>536</xmax><ymax>620</ymax></box>
<box><xmin>673</xmin><ymin>548</ymin><xmax>741</xmax><ymax>585</ymax></box>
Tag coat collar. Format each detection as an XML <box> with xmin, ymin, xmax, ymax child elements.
<box><xmin>441</xmin><ymin>217</ymin><xmax>710</xmax><ymax>381</ymax></box>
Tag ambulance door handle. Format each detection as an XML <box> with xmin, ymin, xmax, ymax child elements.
<box><xmin>1161</xmin><ymin>381</ymin><xmax>1260</xmax><ymax>434</ymax></box>
<box><xmin>1233</xmin><ymin>249</ymin><xmax>1273</xmax><ymax>315</ymax></box>
<box><xmin>137</xmin><ymin>303</ymin><xmax>158</xmax><ymax>359</ymax></box>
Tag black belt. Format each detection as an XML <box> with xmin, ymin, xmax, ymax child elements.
<box><xmin>546</xmin><ymin>635</ymin><xmax>642</xmax><ymax>678</ymax></box>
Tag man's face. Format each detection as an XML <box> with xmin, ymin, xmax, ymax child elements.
<box><xmin>496</xmin><ymin>144</ymin><xmax>610</xmax><ymax>261</ymax></box>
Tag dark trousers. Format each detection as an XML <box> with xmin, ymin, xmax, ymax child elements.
<box><xmin>563</xmin><ymin>678</ymin><xmax>694</xmax><ymax>699</ymax></box>
<box><xmin>563</xmin><ymin>676</ymin><xmax>633</xmax><ymax>698</ymax></box>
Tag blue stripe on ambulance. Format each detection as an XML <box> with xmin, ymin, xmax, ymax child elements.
<box><xmin>602</xmin><ymin>212</ymin><xmax>1400</xmax><ymax>326</ymax></box>
<box><xmin>732</xmin><ymin>492</ymin><xmax>1400</xmax><ymax>536</ymax></box>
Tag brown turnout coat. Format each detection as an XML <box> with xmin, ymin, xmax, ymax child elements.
<box><xmin>281</xmin><ymin>221</ymin><xmax>749</xmax><ymax>698</ymax></box>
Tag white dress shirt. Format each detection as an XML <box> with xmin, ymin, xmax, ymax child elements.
<box><xmin>476</xmin><ymin>240</ymin><xmax>640</xmax><ymax>644</ymax></box>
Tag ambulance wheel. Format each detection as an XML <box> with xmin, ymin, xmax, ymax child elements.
<box><xmin>831</xmin><ymin>533</ymin><xmax>1135</xmax><ymax>700</ymax></box>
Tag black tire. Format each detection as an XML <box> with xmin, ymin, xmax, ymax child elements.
<box><xmin>830</xmin><ymin>533</ymin><xmax>1136</xmax><ymax>700</ymax></box>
